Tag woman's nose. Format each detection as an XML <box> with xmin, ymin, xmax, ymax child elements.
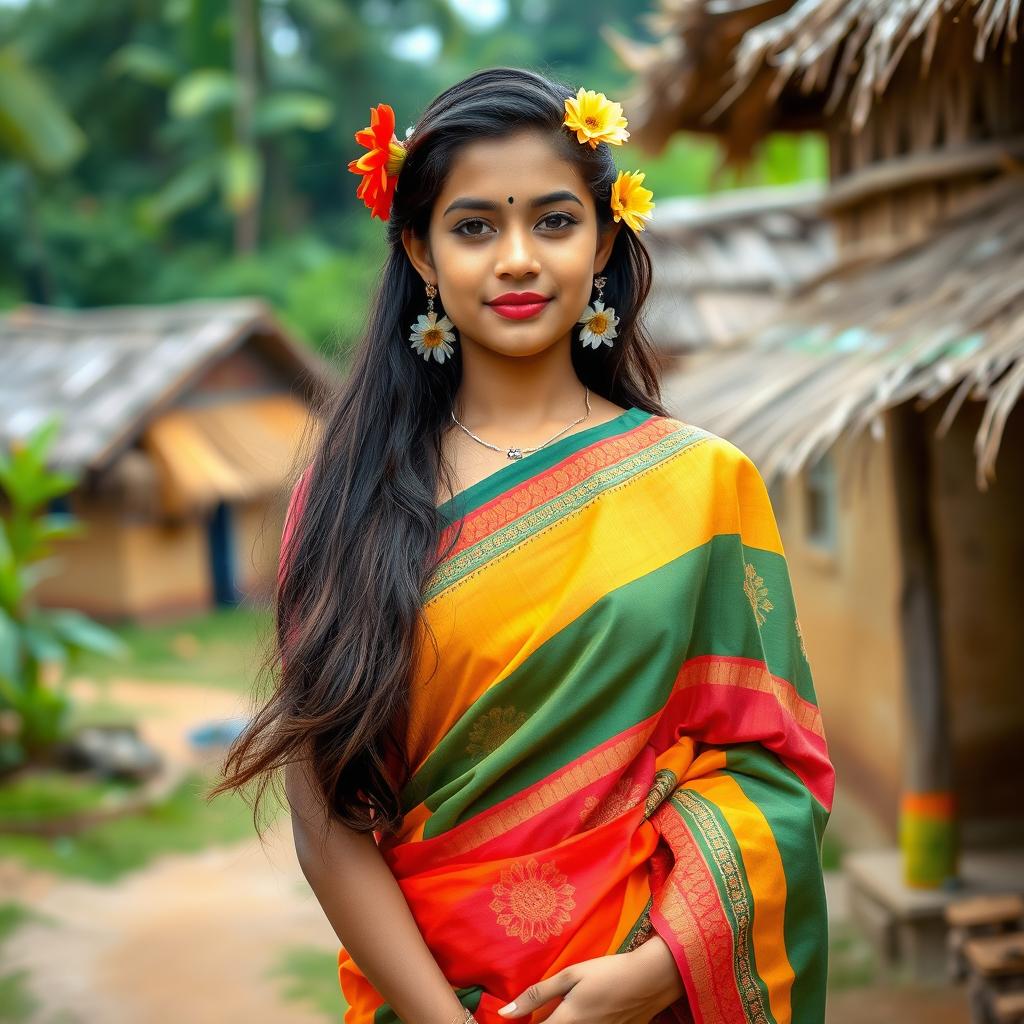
<box><xmin>494</xmin><ymin>223</ymin><xmax>541</xmax><ymax>276</ymax></box>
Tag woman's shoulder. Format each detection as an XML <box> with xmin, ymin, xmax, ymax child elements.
<box><xmin>651</xmin><ymin>414</ymin><xmax>766</xmax><ymax>488</ymax></box>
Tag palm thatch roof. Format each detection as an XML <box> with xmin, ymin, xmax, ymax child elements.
<box><xmin>0</xmin><ymin>298</ymin><xmax>333</xmax><ymax>474</ymax></box>
<box><xmin>606</xmin><ymin>0</ymin><xmax>1023</xmax><ymax>162</ymax></box>
<box><xmin>645</xmin><ymin>181</ymin><xmax>835</xmax><ymax>350</ymax></box>
<box><xmin>665</xmin><ymin>175</ymin><xmax>1024</xmax><ymax>489</ymax></box>
<box><xmin>724</xmin><ymin>0</ymin><xmax>1021</xmax><ymax>132</ymax></box>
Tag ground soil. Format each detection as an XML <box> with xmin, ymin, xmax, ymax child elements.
<box><xmin>1</xmin><ymin>678</ymin><xmax>340</xmax><ymax>1024</ymax></box>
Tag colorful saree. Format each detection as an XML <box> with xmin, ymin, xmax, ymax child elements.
<box><xmin>285</xmin><ymin>406</ymin><xmax>834</xmax><ymax>1024</ymax></box>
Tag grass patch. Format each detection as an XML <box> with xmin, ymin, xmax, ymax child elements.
<box><xmin>821</xmin><ymin>829</ymin><xmax>845</xmax><ymax>871</ymax></box>
<box><xmin>0</xmin><ymin>902</ymin><xmax>56</xmax><ymax>1023</ymax></box>
<box><xmin>828</xmin><ymin>919</ymin><xmax>880</xmax><ymax>991</ymax></box>
<box><xmin>72</xmin><ymin>605</ymin><xmax>275</xmax><ymax>693</ymax></box>
<box><xmin>0</xmin><ymin>766</ymin><xmax>283</xmax><ymax>882</ymax></box>
<box><xmin>268</xmin><ymin>945</ymin><xmax>347</xmax><ymax>1021</ymax></box>
<box><xmin>0</xmin><ymin>771</ymin><xmax>141</xmax><ymax>824</ymax></box>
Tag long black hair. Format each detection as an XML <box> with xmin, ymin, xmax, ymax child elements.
<box><xmin>211</xmin><ymin>66</ymin><xmax>669</xmax><ymax>842</ymax></box>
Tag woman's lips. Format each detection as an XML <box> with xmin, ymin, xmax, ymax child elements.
<box><xmin>487</xmin><ymin>298</ymin><xmax>552</xmax><ymax>320</ymax></box>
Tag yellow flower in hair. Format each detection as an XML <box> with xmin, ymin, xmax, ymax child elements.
<box><xmin>610</xmin><ymin>170</ymin><xmax>655</xmax><ymax>232</ymax></box>
<box><xmin>563</xmin><ymin>88</ymin><xmax>630</xmax><ymax>149</ymax></box>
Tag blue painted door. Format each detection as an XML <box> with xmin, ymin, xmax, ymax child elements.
<box><xmin>207</xmin><ymin>501</ymin><xmax>239</xmax><ymax>606</ymax></box>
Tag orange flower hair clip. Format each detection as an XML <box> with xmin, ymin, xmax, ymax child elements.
<box><xmin>347</xmin><ymin>102</ymin><xmax>407</xmax><ymax>221</ymax></box>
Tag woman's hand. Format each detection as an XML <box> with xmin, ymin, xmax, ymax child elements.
<box><xmin>495</xmin><ymin>936</ymin><xmax>685</xmax><ymax>1024</ymax></box>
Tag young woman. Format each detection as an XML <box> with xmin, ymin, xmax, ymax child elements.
<box><xmin>213</xmin><ymin>67</ymin><xmax>834</xmax><ymax>1024</ymax></box>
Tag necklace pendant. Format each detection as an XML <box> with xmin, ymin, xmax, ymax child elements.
<box><xmin>507</xmin><ymin>447</ymin><xmax>523</xmax><ymax>460</ymax></box>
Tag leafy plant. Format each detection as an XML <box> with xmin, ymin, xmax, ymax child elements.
<box><xmin>108</xmin><ymin>16</ymin><xmax>333</xmax><ymax>252</ymax></box>
<box><xmin>0</xmin><ymin>416</ymin><xmax>128</xmax><ymax>773</ymax></box>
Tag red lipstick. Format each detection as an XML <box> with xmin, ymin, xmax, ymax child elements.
<box><xmin>487</xmin><ymin>291</ymin><xmax>551</xmax><ymax>321</ymax></box>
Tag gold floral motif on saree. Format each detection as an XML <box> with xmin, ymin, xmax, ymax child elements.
<box><xmin>466</xmin><ymin>705</ymin><xmax>529</xmax><ymax>758</ymax></box>
<box><xmin>795</xmin><ymin>615</ymin><xmax>808</xmax><ymax>661</ymax></box>
<box><xmin>578</xmin><ymin>776</ymin><xmax>648</xmax><ymax>828</ymax></box>
<box><xmin>743</xmin><ymin>561</ymin><xmax>774</xmax><ymax>627</ymax></box>
<box><xmin>489</xmin><ymin>856</ymin><xmax>577</xmax><ymax>944</ymax></box>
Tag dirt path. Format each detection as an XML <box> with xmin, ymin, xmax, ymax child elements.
<box><xmin>1</xmin><ymin>678</ymin><xmax>341</xmax><ymax>1024</ymax></box>
<box><xmin>828</xmin><ymin>986</ymin><xmax>969</xmax><ymax>1024</ymax></box>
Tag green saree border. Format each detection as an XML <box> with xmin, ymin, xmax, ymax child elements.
<box><xmin>435</xmin><ymin>405</ymin><xmax>650</xmax><ymax>528</ymax></box>
<box><xmin>424</xmin><ymin>420</ymin><xmax>709</xmax><ymax>602</ymax></box>
<box><xmin>671</xmin><ymin>789</ymin><xmax>775</xmax><ymax>1024</ymax></box>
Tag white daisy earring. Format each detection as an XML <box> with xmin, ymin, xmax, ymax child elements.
<box><xmin>409</xmin><ymin>282</ymin><xmax>457</xmax><ymax>363</ymax></box>
<box><xmin>577</xmin><ymin>275</ymin><xmax>620</xmax><ymax>350</ymax></box>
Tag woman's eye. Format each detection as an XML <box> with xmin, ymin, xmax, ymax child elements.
<box><xmin>453</xmin><ymin>213</ymin><xmax>578</xmax><ymax>237</ymax></box>
<box><xmin>454</xmin><ymin>219</ymin><xmax>493</xmax><ymax>237</ymax></box>
<box><xmin>541</xmin><ymin>212</ymin><xmax>577</xmax><ymax>230</ymax></box>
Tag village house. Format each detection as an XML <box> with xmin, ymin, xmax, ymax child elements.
<box><xmin>0</xmin><ymin>298</ymin><xmax>334</xmax><ymax>621</ymax></box>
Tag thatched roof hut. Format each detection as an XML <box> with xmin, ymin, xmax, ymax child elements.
<box><xmin>0</xmin><ymin>298</ymin><xmax>336</xmax><ymax>619</ymax></box>
<box><xmin>610</xmin><ymin>0</ymin><xmax>1024</xmax><ymax>486</ymax></box>
<box><xmin>665</xmin><ymin>175</ymin><xmax>1024</xmax><ymax>488</ymax></box>
<box><xmin>0</xmin><ymin>297</ymin><xmax>331</xmax><ymax>476</ymax></box>
<box><xmin>608</xmin><ymin>0</ymin><xmax>1023</xmax><ymax>164</ymax></box>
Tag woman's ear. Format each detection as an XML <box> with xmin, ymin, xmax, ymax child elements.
<box><xmin>402</xmin><ymin>226</ymin><xmax>435</xmax><ymax>283</ymax></box>
<box><xmin>593</xmin><ymin>220</ymin><xmax>622</xmax><ymax>275</ymax></box>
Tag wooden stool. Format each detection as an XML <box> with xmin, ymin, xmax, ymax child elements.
<box><xmin>990</xmin><ymin>990</ymin><xmax>1024</xmax><ymax>1024</ymax></box>
<box><xmin>963</xmin><ymin>931</ymin><xmax>1024</xmax><ymax>1024</ymax></box>
<box><xmin>945</xmin><ymin>895</ymin><xmax>1024</xmax><ymax>982</ymax></box>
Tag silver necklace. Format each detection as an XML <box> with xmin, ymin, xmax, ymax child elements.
<box><xmin>450</xmin><ymin>387</ymin><xmax>592</xmax><ymax>461</ymax></box>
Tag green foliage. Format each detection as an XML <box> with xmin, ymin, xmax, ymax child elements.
<box><xmin>269</xmin><ymin>945</ymin><xmax>348</xmax><ymax>1019</ymax></box>
<box><xmin>639</xmin><ymin>131</ymin><xmax>827</xmax><ymax>197</ymax></box>
<box><xmin>0</xmin><ymin>902</ymin><xmax>46</xmax><ymax>1023</ymax></box>
<box><xmin>0</xmin><ymin>418</ymin><xmax>128</xmax><ymax>772</ymax></box>
<box><xmin>0</xmin><ymin>767</ymin><xmax>275</xmax><ymax>882</ymax></box>
<box><xmin>0</xmin><ymin>46</ymin><xmax>86</xmax><ymax>174</ymax></box>
<box><xmin>0</xmin><ymin>0</ymin><xmax>827</xmax><ymax>342</ymax></box>
<box><xmin>73</xmin><ymin>606</ymin><xmax>274</xmax><ymax>693</ymax></box>
<box><xmin>0</xmin><ymin>770</ymin><xmax>139</xmax><ymax>824</ymax></box>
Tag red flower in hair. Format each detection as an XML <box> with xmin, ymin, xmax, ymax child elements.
<box><xmin>347</xmin><ymin>102</ymin><xmax>407</xmax><ymax>221</ymax></box>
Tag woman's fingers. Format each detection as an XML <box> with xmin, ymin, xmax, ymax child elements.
<box><xmin>497</xmin><ymin>968</ymin><xmax>579</xmax><ymax>1017</ymax></box>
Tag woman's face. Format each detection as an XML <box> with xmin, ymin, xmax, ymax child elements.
<box><xmin>403</xmin><ymin>129</ymin><xmax>619</xmax><ymax>358</ymax></box>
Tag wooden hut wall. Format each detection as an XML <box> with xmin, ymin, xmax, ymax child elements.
<box><xmin>766</xmin><ymin>396</ymin><xmax>1024</xmax><ymax>839</ymax></box>
<box><xmin>772</xmin><ymin>430</ymin><xmax>906</xmax><ymax>834</ymax></box>
<box><xmin>924</xmin><ymin>398</ymin><xmax>1024</xmax><ymax>838</ymax></box>
<box><xmin>31</xmin><ymin>493</ymin><xmax>213</xmax><ymax>620</ymax></box>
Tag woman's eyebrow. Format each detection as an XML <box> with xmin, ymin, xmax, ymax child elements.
<box><xmin>443</xmin><ymin>190</ymin><xmax>584</xmax><ymax>216</ymax></box>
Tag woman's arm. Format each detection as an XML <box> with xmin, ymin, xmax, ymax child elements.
<box><xmin>286</xmin><ymin>757</ymin><xmax>465</xmax><ymax>1024</ymax></box>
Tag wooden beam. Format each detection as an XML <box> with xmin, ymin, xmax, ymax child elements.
<box><xmin>888</xmin><ymin>401</ymin><xmax>958</xmax><ymax>888</ymax></box>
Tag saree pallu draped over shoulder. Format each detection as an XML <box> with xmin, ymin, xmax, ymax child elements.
<box><xmin>286</xmin><ymin>408</ymin><xmax>834</xmax><ymax>1024</ymax></box>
